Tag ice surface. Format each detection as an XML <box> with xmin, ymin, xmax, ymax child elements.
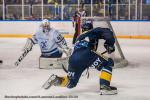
<box><xmin>0</xmin><ymin>38</ymin><xmax>150</xmax><ymax>100</ymax></box>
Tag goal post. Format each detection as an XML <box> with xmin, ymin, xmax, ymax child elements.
<box><xmin>79</xmin><ymin>17</ymin><xmax>128</xmax><ymax>68</ymax></box>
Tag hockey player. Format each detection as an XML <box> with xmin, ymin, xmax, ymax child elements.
<box><xmin>43</xmin><ymin>22</ymin><xmax>117</xmax><ymax>95</ymax></box>
<box><xmin>15</xmin><ymin>19</ymin><xmax>71</xmax><ymax>66</ymax></box>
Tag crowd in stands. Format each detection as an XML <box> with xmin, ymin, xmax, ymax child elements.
<box><xmin>0</xmin><ymin>0</ymin><xmax>116</xmax><ymax>4</ymax></box>
<box><xmin>0</xmin><ymin>0</ymin><xmax>150</xmax><ymax>20</ymax></box>
<box><xmin>0</xmin><ymin>0</ymin><xmax>150</xmax><ymax>4</ymax></box>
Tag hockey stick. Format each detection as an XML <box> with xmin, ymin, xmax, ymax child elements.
<box><xmin>62</xmin><ymin>64</ymin><xmax>68</xmax><ymax>73</ymax></box>
<box><xmin>56</xmin><ymin>57</ymin><xmax>69</xmax><ymax>73</ymax></box>
<box><xmin>101</xmin><ymin>50</ymin><xmax>107</xmax><ymax>55</ymax></box>
<box><xmin>14</xmin><ymin>38</ymin><xmax>34</xmax><ymax>66</ymax></box>
<box><xmin>14</xmin><ymin>49</ymin><xmax>30</xmax><ymax>66</ymax></box>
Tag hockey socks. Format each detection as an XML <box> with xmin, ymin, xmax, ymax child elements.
<box><xmin>100</xmin><ymin>66</ymin><xmax>112</xmax><ymax>86</ymax></box>
<box><xmin>99</xmin><ymin>66</ymin><xmax>117</xmax><ymax>95</ymax></box>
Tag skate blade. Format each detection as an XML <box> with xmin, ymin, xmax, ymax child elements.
<box><xmin>42</xmin><ymin>74</ymin><xmax>56</xmax><ymax>89</ymax></box>
<box><xmin>100</xmin><ymin>90</ymin><xmax>118</xmax><ymax>95</ymax></box>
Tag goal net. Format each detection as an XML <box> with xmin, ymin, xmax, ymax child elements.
<box><xmin>79</xmin><ymin>17</ymin><xmax>128</xmax><ymax>68</ymax></box>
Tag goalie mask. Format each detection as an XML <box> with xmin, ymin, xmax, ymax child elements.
<box><xmin>41</xmin><ymin>19</ymin><xmax>50</xmax><ymax>33</ymax></box>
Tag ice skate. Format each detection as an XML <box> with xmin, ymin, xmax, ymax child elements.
<box><xmin>42</xmin><ymin>74</ymin><xmax>62</xmax><ymax>89</ymax></box>
<box><xmin>100</xmin><ymin>85</ymin><xmax>117</xmax><ymax>95</ymax></box>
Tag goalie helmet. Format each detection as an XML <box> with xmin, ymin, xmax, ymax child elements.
<box><xmin>41</xmin><ymin>19</ymin><xmax>50</xmax><ymax>33</ymax></box>
<box><xmin>82</xmin><ymin>22</ymin><xmax>93</xmax><ymax>32</ymax></box>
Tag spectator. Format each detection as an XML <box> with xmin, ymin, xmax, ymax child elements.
<box><xmin>12</xmin><ymin>0</ymin><xmax>21</xmax><ymax>4</ymax></box>
<box><xmin>28</xmin><ymin>0</ymin><xmax>36</xmax><ymax>4</ymax></box>
<box><xmin>48</xmin><ymin>0</ymin><xmax>54</xmax><ymax>4</ymax></box>
<box><xmin>48</xmin><ymin>0</ymin><xmax>60</xmax><ymax>19</ymax></box>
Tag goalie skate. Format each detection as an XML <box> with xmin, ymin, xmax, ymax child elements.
<box><xmin>100</xmin><ymin>85</ymin><xmax>117</xmax><ymax>95</ymax></box>
<box><xmin>42</xmin><ymin>74</ymin><xmax>60</xmax><ymax>89</ymax></box>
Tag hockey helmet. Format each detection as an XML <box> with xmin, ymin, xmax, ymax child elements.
<box><xmin>41</xmin><ymin>19</ymin><xmax>50</xmax><ymax>32</ymax></box>
<box><xmin>82</xmin><ymin>22</ymin><xmax>93</xmax><ymax>32</ymax></box>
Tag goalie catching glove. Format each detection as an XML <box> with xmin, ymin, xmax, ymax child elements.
<box><xmin>104</xmin><ymin>44</ymin><xmax>115</xmax><ymax>54</ymax></box>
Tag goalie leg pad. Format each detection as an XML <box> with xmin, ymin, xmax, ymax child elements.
<box><xmin>39</xmin><ymin>57</ymin><xmax>68</xmax><ymax>69</ymax></box>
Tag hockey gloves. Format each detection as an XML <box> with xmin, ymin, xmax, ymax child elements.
<box><xmin>104</xmin><ymin>44</ymin><xmax>115</xmax><ymax>54</ymax></box>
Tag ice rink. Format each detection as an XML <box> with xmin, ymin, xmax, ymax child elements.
<box><xmin>0</xmin><ymin>38</ymin><xmax>150</xmax><ymax>100</ymax></box>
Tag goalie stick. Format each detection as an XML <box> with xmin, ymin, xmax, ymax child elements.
<box><xmin>14</xmin><ymin>38</ymin><xmax>33</xmax><ymax>66</ymax></box>
<box><xmin>14</xmin><ymin>49</ymin><xmax>30</xmax><ymax>66</ymax></box>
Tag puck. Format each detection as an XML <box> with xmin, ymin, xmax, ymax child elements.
<box><xmin>0</xmin><ymin>60</ymin><xmax>3</xmax><ymax>64</ymax></box>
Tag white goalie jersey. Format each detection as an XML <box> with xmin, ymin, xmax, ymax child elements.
<box><xmin>31</xmin><ymin>27</ymin><xmax>68</xmax><ymax>57</ymax></box>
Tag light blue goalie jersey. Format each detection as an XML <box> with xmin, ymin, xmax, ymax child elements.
<box><xmin>31</xmin><ymin>27</ymin><xmax>67</xmax><ymax>57</ymax></box>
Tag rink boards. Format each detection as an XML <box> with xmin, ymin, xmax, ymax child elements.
<box><xmin>0</xmin><ymin>20</ymin><xmax>150</xmax><ymax>39</ymax></box>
